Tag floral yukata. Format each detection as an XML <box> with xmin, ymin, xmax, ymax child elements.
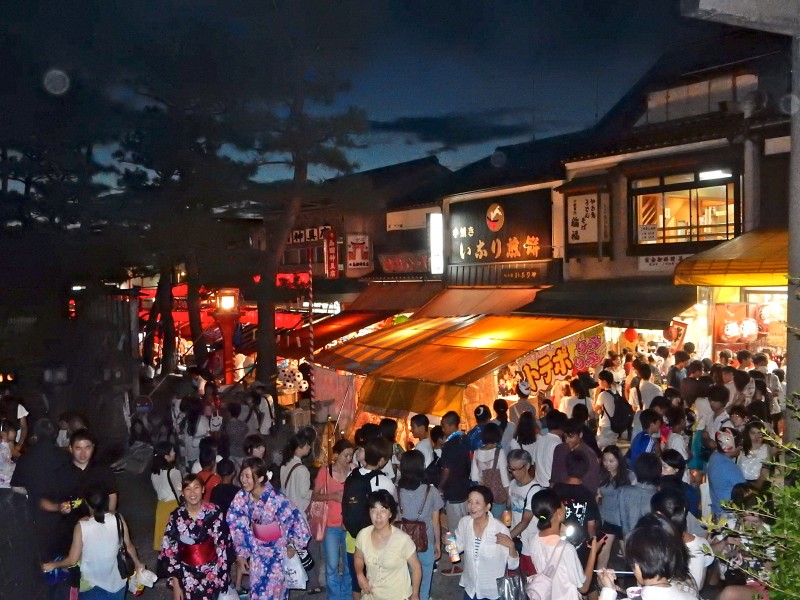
<box><xmin>158</xmin><ymin>501</ymin><xmax>233</xmax><ymax>600</ymax></box>
<box><xmin>226</xmin><ymin>484</ymin><xmax>311</xmax><ymax>600</ymax></box>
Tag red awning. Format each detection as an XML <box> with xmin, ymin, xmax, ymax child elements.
<box><xmin>277</xmin><ymin>310</ymin><xmax>394</xmax><ymax>359</ymax></box>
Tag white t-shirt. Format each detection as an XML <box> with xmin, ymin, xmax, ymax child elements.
<box><xmin>527</xmin><ymin>534</ymin><xmax>585</xmax><ymax>600</ymax></box>
<box><xmin>562</xmin><ymin>396</ymin><xmax>592</xmax><ymax>418</ymax></box>
<box><xmin>16</xmin><ymin>403</ymin><xmax>28</xmax><ymax>443</ymax></box>
<box><xmin>686</xmin><ymin>535</ymin><xmax>714</xmax><ymax>590</ymax></box>
<box><xmin>509</xmin><ymin>479</ymin><xmax>542</xmax><ymax>554</ymax></box>
<box><xmin>706</xmin><ymin>411</ymin><xmax>732</xmax><ymax>442</ymax></box>
<box><xmin>414</xmin><ymin>437</ymin><xmax>434</xmax><ymax>468</ymax></box>
<box><xmin>693</xmin><ymin>397</ymin><xmax>713</xmax><ymax>431</ymax></box>
<box><xmin>471</xmin><ymin>447</ymin><xmax>510</xmax><ymax>490</ymax></box>
<box><xmin>530</xmin><ymin>433</ymin><xmax>561</xmax><ymax>488</ymax></box>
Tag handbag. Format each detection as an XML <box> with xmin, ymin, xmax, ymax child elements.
<box><xmin>307</xmin><ymin>466</ymin><xmax>330</xmax><ymax>543</ymax></box>
<box><xmin>397</xmin><ymin>485</ymin><xmax>430</xmax><ymax>552</ymax></box>
<box><xmin>482</xmin><ymin>448</ymin><xmax>509</xmax><ymax>503</ymax></box>
<box><xmin>296</xmin><ymin>546</ymin><xmax>315</xmax><ymax>572</ymax></box>
<box><xmin>114</xmin><ymin>513</ymin><xmax>136</xmax><ymax>580</ymax></box>
<box><xmin>497</xmin><ymin>567</ymin><xmax>526</xmax><ymax>600</ymax></box>
<box><xmin>525</xmin><ymin>541</ymin><xmax>567</xmax><ymax>600</ymax></box>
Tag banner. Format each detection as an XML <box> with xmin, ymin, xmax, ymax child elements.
<box><xmin>514</xmin><ymin>325</ymin><xmax>606</xmax><ymax>393</ymax></box>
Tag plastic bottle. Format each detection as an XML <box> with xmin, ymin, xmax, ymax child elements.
<box><xmin>446</xmin><ymin>531</ymin><xmax>460</xmax><ymax>563</ymax></box>
<box><xmin>501</xmin><ymin>509</ymin><xmax>512</xmax><ymax>527</ymax></box>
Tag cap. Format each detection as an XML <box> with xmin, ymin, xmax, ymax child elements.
<box><xmin>517</xmin><ymin>381</ymin><xmax>531</xmax><ymax>396</ymax></box>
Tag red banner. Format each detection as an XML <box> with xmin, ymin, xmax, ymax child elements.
<box><xmin>324</xmin><ymin>229</ymin><xmax>339</xmax><ymax>279</ymax></box>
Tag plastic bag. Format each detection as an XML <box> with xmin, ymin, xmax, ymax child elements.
<box><xmin>128</xmin><ymin>567</ymin><xmax>158</xmax><ymax>596</ymax></box>
<box><xmin>497</xmin><ymin>569</ymin><xmax>526</xmax><ymax>600</ymax></box>
<box><xmin>285</xmin><ymin>551</ymin><xmax>309</xmax><ymax>590</ymax></box>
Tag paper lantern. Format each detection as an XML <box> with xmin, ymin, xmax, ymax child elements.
<box><xmin>623</xmin><ymin>328</ymin><xmax>638</xmax><ymax>343</ymax></box>
<box><xmin>663</xmin><ymin>326</ymin><xmax>677</xmax><ymax>341</ymax></box>
<box><xmin>756</xmin><ymin>303</ymin><xmax>778</xmax><ymax>327</ymax></box>
<box><xmin>719</xmin><ymin>321</ymin><xmax>740</xmax><ymax>344</ymax></box>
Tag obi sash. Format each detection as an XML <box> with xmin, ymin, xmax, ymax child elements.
<box><xmin>252</xmin><ymin>521</ymin><xmax>281</xmax><ymax>543</ymax></box>
<box><xmin>178</xmin><ymin>538</ymin><xmax>216</xmax><ymax>567</ymax></box>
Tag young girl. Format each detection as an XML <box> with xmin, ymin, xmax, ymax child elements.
<box><xmin>523</xmin><ymin>488</ymin><xmax>602</xmax><ymax>600</ymax></box>
<box><xmin>150</xmin><ymin>441</ymin><xmax>183</xmax><ymax>550</ymax></box>
<box><xmin>0</xmin><ymin>419</ymin><xmax>18</xmax><ymax>488</ymax></box>
<box><xmin>737</xmin><ymin>420</ymin><xmax>774</xmax><ymax>490</ymax></box>
<box><xmin>595</xmin><ymin>445</ymin><xmax>633</xmax><ymax>569</ymax></box>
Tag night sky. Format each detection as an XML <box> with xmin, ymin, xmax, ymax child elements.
<box><xmin>338</xmin><ymin>0</ymin><xmax>721</xmax><ymax>174</ymax></box>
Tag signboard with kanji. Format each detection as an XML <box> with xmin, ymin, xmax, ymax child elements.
<box><xmin>513</xmin><ymin>324</ymin><xmax>606</xmax><ymax>393</ymax></box>
<box><xmin>324</xmin><ymin>229</ymin><xmax>338</xmax><ymax>279</ymax></box>
<box><xmin>449</xmin><ymin>190</ymin><xmax>552</xmax><ymax>265</ymax></box>
<box><xmin>566</xmin><ymin>193</ymin><xmax>599</xmax><ymax>244</ymax></box>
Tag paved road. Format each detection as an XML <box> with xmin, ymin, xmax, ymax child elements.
<box><xmin>119</xmin><ymin>469</ymin><xmax>463</xmax><ymax>599</ymax></box>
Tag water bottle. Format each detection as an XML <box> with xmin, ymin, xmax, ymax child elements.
<box><xmin>501</xmin><ymin>510</ymin><xmax>512</xmax><ymax>527</ymax></box>
<box><xmin>446</xmin><ymin>531</ymin><xmax>460</xmax><ymax>563</ymax></box>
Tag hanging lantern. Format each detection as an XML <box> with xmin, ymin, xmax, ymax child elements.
<box><xmin>623</xmin><ymin>328</ymin><xmax>638</xmax><ymax>343</ymax></box>
<box><xmin>739</xmin><ymin>318</ymin><xmax>759</xmax><ymax>343</ymax></box>
<box><xmin>663</xmin><ymin>326</ymin><xmax>677</xmax><ymax>341</ymax></box>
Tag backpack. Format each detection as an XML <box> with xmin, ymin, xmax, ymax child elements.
<box><xmin>603</xmin><ymin>390</ymin><xmax>634</xmax><ymax>435</ymax></box>
<box><xmin>480</xmin><ymin>448</ymin><xmax>508</xmax><ymax>504</ymax></box>
<box><xmin>525</xmin><ymin>540</ymin><xmax>567</xmax><ymax>600</ymax></box>
<box><xmin>342</xmin><ymin>469</ymin><xmax>382</xmax><ymax>537</ymax></box>
<box><xmin>424</xmin><ymin>453</ymin><xmax>442</xmax><ymax>486</ymax></box>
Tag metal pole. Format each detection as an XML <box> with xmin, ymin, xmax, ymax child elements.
<box><xmin>307</xmin><ymin>247</ymin><xmax>315</xmax><ymax>405</ymax></box>
<box><xmin>786</xmin><ymin>35</ymin><xmax>800</xmax><ymax>442</ymax></box>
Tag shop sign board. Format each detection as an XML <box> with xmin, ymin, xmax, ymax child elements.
<box><xmin>514</xmin><ymin>324</ymin><xmax>606</xmax><ymax>393</ymax></box>
<box><xmin>638</xmin><ymin>254</ymin><xmax>691</xmax><ymax>273</ymax></box>
<box><xmin>378</xmin><ymin>251</ymin><xmax>430</xmax><ymax>274</ymax></box>
<box><xmin>324</xmin><ymin>229</ymin><xmax>338</xmax><ymax>279</ymax></box>
<box><xmin>287</xmin><ymin>225</ymin><xmax>332</xmax><ymax>245</ymax></box>
<box><xmin>566</xmin><ymin>193</ymin><xmax>599</xmax><ymax>244</ymax></box>
<box><xmin>638</xmin><ymin>224</ymin><xmax>658</xmax><ymax>242</ymax></box>
<box><xmin>449</xmin><ymin>190</ymin><xmax>552</xmax><ymax>266</ymax></box>
<box><xmin>346</xmin><ymin>234</ymin><xmax>373</xmax><ymax>277</ymax></box>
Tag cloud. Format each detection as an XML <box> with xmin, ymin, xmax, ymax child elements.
<box><xmin>369</xmin><ymin>108</ymin><xmax>579</xmax><ymax>152</ymax></box>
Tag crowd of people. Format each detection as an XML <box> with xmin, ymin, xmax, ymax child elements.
<box><xmin>0</xmin><ymin>343</ymin><xmax>788</xmax><ymax>600</ymax></box>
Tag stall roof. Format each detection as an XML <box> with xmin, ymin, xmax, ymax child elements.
<box><xmin>515</xmin><ymin>277</ymin><xmax>695</xmax><ymax>329</ymax></box>
<box><xmin>673</xmin><ymin>229</ymin><xmax>788</xmax><ymax>287</ymax></box>
<box><xmin>276</xmin><ymin>310</ymin><xmax>395</xmax><ymax>359</ymax></box>
<box><xmin>347</xmin><ymin>281</ymin><xmax>444</xmax><ymax>312</ymax></box>
<box><xmin>358</xmin><ymin>316</ymin><xmax>601</xmax><ymax>417</ymax></box>
<box><xmin>313</xmin><ymin>315</ymin><xmax>479</xmax><ymax>374</ymax></box>
<box><xmin>414</xmin><ymin>288</ymin><xmax>539</xmax><ymax>318</ymax></box>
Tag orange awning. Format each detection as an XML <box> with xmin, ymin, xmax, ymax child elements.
<box><xmin>276</xmin><ymin>310</ymin><xmax>394</xmax><ymax>359</ymax></box>
<box><xmin>414</xmin><ymin>288</ymin><xmax>539</xmax><ymax>317</ymax></box>
<box><xmin>347</xmin><ymin>281</ymin><xmax>443</xmax><ymax>312</ymax></box>
<box><xmin>674</xmin><ymin>229</ymin><xmax>788</xmax><ymax>287</ymax></box>
<box><xmin>356</xmin><ymin>315</ymin><xmax>601</xmax><ymax>417</ymax></box>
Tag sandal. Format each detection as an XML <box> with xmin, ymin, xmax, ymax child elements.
<box><xmin>308</xmin><ymin>587</ymin><xmax>323</xmax><ymax>595</ymax></box>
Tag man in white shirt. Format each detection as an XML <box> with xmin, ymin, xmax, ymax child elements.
<box><xmin>704</xmin><ymin>385</ymin><xmax>732</xmax><ymax>450</ymax></box>
<box><xmin>629</xmin><ymin>364</ymin><xmax>661</xmax><ymax>411</ymax></box>
<box><xmin>530</xmin><ymin>410</ymin><xmax>566</xmax><ymax>488</ymax></box>
<box><xmin>753</xmin><ymin>353</ymin><xmax>781</xmax><ymax>398</ymax></box>
<box><xmin>595</xmin><ymin>370</ymin><xmax>619</xmax><ymax>449</ymax></box>
<box><xmin>251</xmin><ymin>381</ymin><xmax>275</xmax><ymax>435</ymax></box>
<box><xmin>409</xmin><ymin>414</ymin><xmax>434</xmax><ymax>467</ymax></box>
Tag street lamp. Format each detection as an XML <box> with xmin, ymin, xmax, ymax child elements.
<box><xmin>212</xmin><ymin>288</ymin><xmax>241</xmax><ymax>385</ymax></box>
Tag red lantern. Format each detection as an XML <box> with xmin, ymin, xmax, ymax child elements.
<box><xmin>624</xmin><ymin>328</ymin><xmax>638</xmax><ymax>343</ymax></box>
<box><xmin>663</xmin><ymin>326</ymin><xmax>677</xmax><ymax>341</ymax></box>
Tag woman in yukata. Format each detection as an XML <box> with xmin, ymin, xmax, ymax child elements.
<box><xmin>158</xmin><ymin>473</ymin><xmax>233</xmax><ymax>600</ymax></box>
<box><xmin>226</xmin><ymin>457</ymin><xmax>311</xmax><ymax>600</ymax></box>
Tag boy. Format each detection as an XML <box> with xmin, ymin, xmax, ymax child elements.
<box><xmin>410</xmin><ymin>413</ymin><xmax>434</xmax><ymax>467</ymax></box>
<box><xmin>628</xmin><ymin>409</ymin><xmax>662</xmax><ymax>462</ymax></box>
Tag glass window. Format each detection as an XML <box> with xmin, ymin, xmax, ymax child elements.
<box><xmin>631</xmin><ymin>177</ymin><xmax>660</xmax><ymax>189</ymax></box>
<box><xmin>663</xmin><ymin>173</ymin><xmax>694</xmax><ymax>185</ymax></box>
<box><xmin>632</xmin><ymin>177</ymin><xmax>736</xmax><ymax>245</ymax></box>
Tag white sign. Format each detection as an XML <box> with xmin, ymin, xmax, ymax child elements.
<box><xmin>638</xmin><ymin>254</ymin><xmax>692</xmax><ymax>273</ymax></box>
<box><xmin>346</xmin><ymin>234</ymin><xmax>371</xmax><ymax>269</ymax></box>
<box><xmin>566</xmin><ymin>193</ymin><xmax>599</xmax><ymax>244</ymax></box>
<box><xmin>638</xmin><ymin>224</ymin><xmax>658</xmax><ymax>242</ymax></box>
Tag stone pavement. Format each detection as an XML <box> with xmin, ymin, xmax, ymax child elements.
<box><xmin>119</xmin><ymin>469</ymin><xmax>464</xmax><ymax>599</ymax></box>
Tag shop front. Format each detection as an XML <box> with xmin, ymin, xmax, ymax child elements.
<box><xmin>674</xmin><ymin>228</ymin><xmax>788</xmax><ymax>360</ymax></box>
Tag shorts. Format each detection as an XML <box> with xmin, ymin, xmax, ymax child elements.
<box><xmin>601</xmin><ymin>522</ymin><xmax>623</xmax><ymax>538</ymax></box>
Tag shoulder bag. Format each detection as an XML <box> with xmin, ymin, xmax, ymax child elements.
<box><xmin>397</xmin><ymin>485</ymin><xmax>430</xmax><ymax>552</ymax></box>
<box><xmin>525</xmin><ymin>540</ymin><xmax>567</xmax><ymax>600</ymax></box>
<box><xmin>114</xmin><ymin>513</ymin><xmax>136</xmax><ymax>580</ymax></box>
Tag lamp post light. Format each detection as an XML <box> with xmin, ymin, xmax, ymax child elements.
<box><xmin>212</xmin><ymin>288</ymin><xmax>241</xmax><ymax>385</ymax></box>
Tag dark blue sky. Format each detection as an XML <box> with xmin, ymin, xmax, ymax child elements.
<box><xmin>331</xmin><ymin>0</ymin><xmax>717</xmax><ymax>176</ymax></box>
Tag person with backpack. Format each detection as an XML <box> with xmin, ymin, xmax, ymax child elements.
<box><xmin>523</xmin><ymin>488</ymin><xmax>602</xmax><ymax>600</ymax></box>
<box><xmin>595</xmin><ymin>371</ymin><xmax>633</xmax><ymax>449</ymax></box>
<box><xmin>342</xmin><ymin>436</ymin><xmax>395</xmax><ymax>599</ymax></box>
<box><xmin>469</xmin><ymin>423</ymin><xmax>509</xmax><ymax>519</ymax></box>
<box><xmin>397</xmin><ymin>450</ymin><xmax>443</xmax><ymax>600</ymax></box>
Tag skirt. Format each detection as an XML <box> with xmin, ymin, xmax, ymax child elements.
<box><xmin>154</xmin><ymin>499</ymin><xmax>179</xmax><ymax>550</ymax></box>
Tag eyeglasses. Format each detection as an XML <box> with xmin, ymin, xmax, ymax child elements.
<box><xmin>508</xmin><ymin>465</ymin><xmax>528</xmax><ymax>473</ymax></box>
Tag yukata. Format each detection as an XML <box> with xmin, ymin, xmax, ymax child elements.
<box><xmin>158</xmin><ymin>502</ymin><xmax>233</xmax><ymax>600</ymax></box>
<box><xmin>226</xmin><ymin>484</ymin><xmax>311</xmax><ymax>600</ymax></box>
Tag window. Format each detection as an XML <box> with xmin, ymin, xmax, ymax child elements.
<box><xmin>631</xmin><ymin>169</ymin><xmax>738</xmax><ymax>246</ymax></box>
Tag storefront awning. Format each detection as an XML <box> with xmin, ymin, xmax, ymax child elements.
<box><xmin>358</xmin><ymin>316</ymin><xmax>600</xmax><ymax>416</ymax></box>
<box><xmin>515</xmin><ymin>277</ymin><xmax>695</xmax><ymax>329</ymax></box>
<box><xmin>414</xmin><ymin>288</ymin><xmax>539</xmax><ymax>317</ymax></box>
<box><xmin>347</xmin><ymin>281</ymin><xmax>444</xmax><ymax>312</ymax></box>
<box><xmin>276</xmin><ymin>310</ymin><xmax>394</xmax><ymax>359</ymax></box>
<box><xmin>673</xmin><ymin>229</ymin><xmax>788</xmax><ymax>287</ymax></box>
<box><xmin>313</xmin><ymin>315</ymin><xmax>480</xmax><ymax>374</ymax></box>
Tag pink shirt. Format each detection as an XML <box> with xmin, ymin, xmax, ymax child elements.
<box><xmin>314</xmin><ymin>466</ymin><xmax>346</xmax><ymax>527</ymax></box>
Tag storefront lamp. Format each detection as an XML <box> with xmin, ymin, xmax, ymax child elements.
<box><xmin>217</xmin><ymin>288</ymin><xmax>239</xmax><ymax>312</ymax></box>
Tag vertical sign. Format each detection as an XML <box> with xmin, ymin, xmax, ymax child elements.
<box><xmin>324</xmin><ymin>229</ymin><xmax>338</xmax><ymax>279</ymax></box>
<box><xmin>566</xmin><ymin>193</ymin><xmax>599</xmax><ymax>244</ymax></box>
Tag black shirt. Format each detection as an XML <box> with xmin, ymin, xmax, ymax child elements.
<box><xmin>551</xmin><ymin>482</ymin><xmax>600</xmax><ymax>542</ymax></box>
<box><xmin>439</xmin><ymin>433</ymin><xmax>470</xmax><ymax>503</ymax></box>
<box><xmin>210</xmin><ymin>483</ymin><xmax>240</xmax><ymax>514</ymax></box>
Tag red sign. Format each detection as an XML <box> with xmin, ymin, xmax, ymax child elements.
<box><xmin>324</xmin><ymin>230</ymin><xmax>339</xmax><ymax>279</ymax></box>
<box><xmin>378</xmin><ymin>252</ymin><xmax>430</xmax><ymax>274</ymax></box>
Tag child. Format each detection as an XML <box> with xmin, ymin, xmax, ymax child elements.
<box><xmin>0</xmin><ymin>419</ymin><xmax>17</xmax><ymax>487</ymax></box>
<box><xmin>629</xmin><ymin>409</ymin><xmax>662</xmax><ymax>462</ymax></box>
<box><xmin>210</xmin><ymin>458</ymin><xmax>239</xmax><ymax>514</ymax></box>
<box><xmin>196</xmin><ymin>444</ymin><xmax>221</xmax><ymax>501</ymax></box>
